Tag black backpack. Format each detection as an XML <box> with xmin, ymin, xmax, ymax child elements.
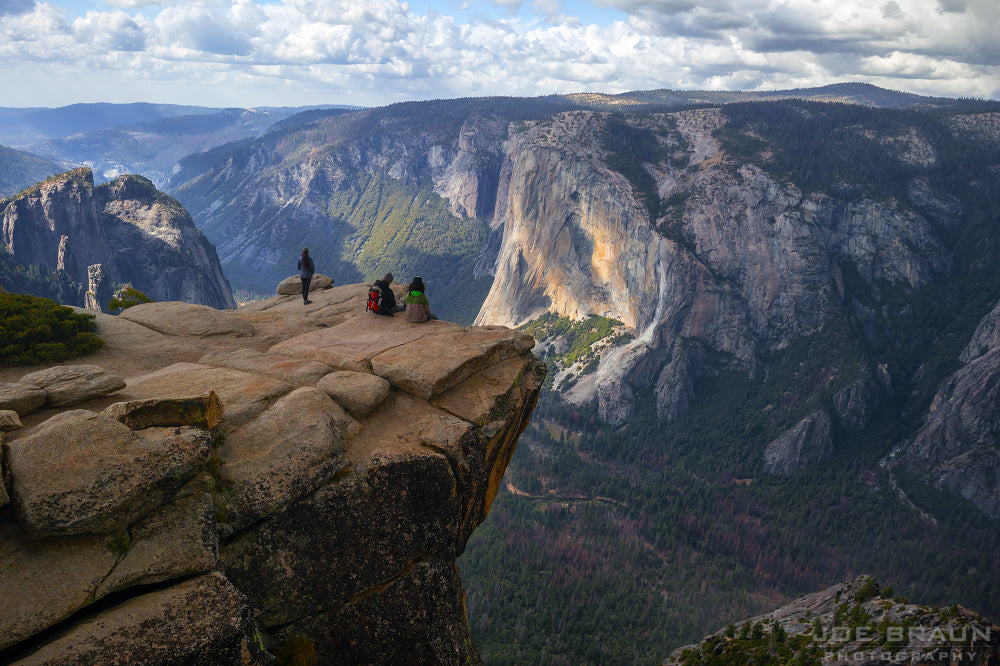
<box><xmin>366</xmin><ymin>283</ymin><xmax>382</xmax><ymax>313</ymax></box>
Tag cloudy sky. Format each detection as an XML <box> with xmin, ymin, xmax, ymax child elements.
<box><xmin>1</xmin><ymin>0</ymin><xmax>997</xmax><ymax>108</ymax></box>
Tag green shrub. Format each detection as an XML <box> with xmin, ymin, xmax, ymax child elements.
<box><xmin>108</xmin><ymin>285</ymin><xmax>152</xmax><ymax>312</ymax></box>
<box><xmin>0</xmin><ymin>293</ymin><xmax>104</xmax><ymax>366</ymax></box>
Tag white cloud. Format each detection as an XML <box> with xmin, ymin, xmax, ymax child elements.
<box><xmin>73</xmin><ymin>10</ymin><xmax>146</xmax><ymax>51</ymax></box>
<box><xmin>0</xmin><ymin>0</ymin><xmax>996</xmax><ymax>107</ymax></box>
<box><xmin>103</xmin><ymin>0</ymin><xmax>171</xmax><ymax>7</ymax></box>
<box><xmin>153</xmin><ymin>0</ymin><xmax>264</xmax><ymax>57</ymax></box>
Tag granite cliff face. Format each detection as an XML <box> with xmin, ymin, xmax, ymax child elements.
<box><xmin>0</xmin><ymin>281</ymin><xmax>544</xmax><ymax>664</ymax></box>
<box><xmin>894</xmin><ymin>297</ymin><xmax>1000</xmax><ymax>520</ymax></box>
<box><xmin>174</xmin><ymin>99</ymin><xmax>958</xmax><ymax>424</ymax></box>
<box><xmin>170</xmin><ymin>96</ymin><xmax>1000</xmax><ymax>520</ymax></box>
<box><xmin>1</xmin><ymin>167</ymin><xmax>235</xmax><ymax>311</ymax></box>
<box><xmin>474</xmin><ymin>107</ymin><xmax>950</xmax><ymax>428</ymax></box>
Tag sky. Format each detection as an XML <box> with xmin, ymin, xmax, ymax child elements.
<box><xmin>0</xmin><ymin>0</ymin><xmax>997</xmax><ymax>108</ymax></box>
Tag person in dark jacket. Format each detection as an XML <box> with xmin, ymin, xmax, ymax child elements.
<box><xmin>372</xmin><ymin>272</ymin><xmax>401</xmax><ymax>316</ymax></box>
<box><xmin>404</xmin><ymin>276</ymin><xmax>434</xmax><ymax>323</ymax></box>
<box><xmin>298</xmin><ymin>248</ymin><xmax>315</xmax><ymax>304</ymax></box>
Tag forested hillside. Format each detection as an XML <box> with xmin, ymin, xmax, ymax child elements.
<box><xmin>461</xmin><ymin>99</ymin><xmax>1000</xmax><ymax>664</ymax></box>
<box><xmin>0</xmin><ymin>145</ymin><xmax>64</xmax><ymax>197</ymax></box>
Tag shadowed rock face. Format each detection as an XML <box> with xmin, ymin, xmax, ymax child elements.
<box><xmin>763</xmin><ymin>410</ymin><xmax>833</xmax><ymax>475</ymax></box>
<box><xmin>0</xmin><ymin>167</ymin><xmax>235</xmax><ymax>310</ymax></box>
<box><xmin>0</xmin><ymin>282</ymin><xmax>544</xmax><ymax>665</ymax></box>
<box><xmin>896</xmin><ymin>298</ymin><xmax>1000</xmax><ymax>520</ymax></box>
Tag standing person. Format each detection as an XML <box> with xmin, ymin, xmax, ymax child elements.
<box><xmin>298</xmin><ymin>248</ymin><xmax>315</xmax><ymax>304</ymax></box>
<box><xmin>404</xmin><ymin>276</ymin><xmax>434</xmax><ymax>323</ymax></box>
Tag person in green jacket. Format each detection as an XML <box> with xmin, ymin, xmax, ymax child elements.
<box><xmin>404</xmin><ymin>276</ymin><xmax>435</xmax><ymax>323</ymax></box>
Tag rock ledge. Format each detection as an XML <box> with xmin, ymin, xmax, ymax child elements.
<box><xmin>0</xmin><ymin>283</ymin><xmax>545</xmax><ymax>665</ymax></box>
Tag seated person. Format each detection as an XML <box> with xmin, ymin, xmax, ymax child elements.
<box><xmin>404</xmin><ymin>276</ymin><xmax>435</xmax><ymax>323</ymax></box>
<box><xmin>371</xmin><ymin>273</ymin><xmax>402</xmax><ymax>316</ymax></box>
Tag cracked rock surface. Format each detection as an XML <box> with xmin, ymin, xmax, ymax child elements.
<box><xmin>0</xmin><ymin>282</ymin><xmax>545</xmax><ymax>665</ymax></box>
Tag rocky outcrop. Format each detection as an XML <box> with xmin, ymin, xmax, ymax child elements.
<box><xmin>276</xmin><ymin>273</ymin><xmax>335</xmax><ymax>295</ymax></box>
<box><xmin>84</xmin><ymin>262</ymin><xmax>108</xmax><ymax>312</ymax></box>
<box><xmin>0</xmin><ymin>282</ymin><xmax>544</xmax><ymax>664</ymax></box>
<box><xmin>763</xmin><ymin>410</ymin><xmax>834</xmax><ymax>475</ymax></box>
<box><xmin>5</xmin><ymin>410</ymin><xmax>211</xmax><ymax>538</ymax></box>
<box><xmin>895</xmin><ymin>297</ymin><xmax>1000</xmax><ymax>519</ymax></box>
<box><xmin>0</xmin><ymin>411</ymin><xmax>20</xmax><ymax>432</ymax></box>
<box><xmin>667</xmin><ymin>576</ymin><xmax>1000</xmax><ymax>665</ymax></box>
<box><xmin>0</xmin><ymin>168</ymin><xmax>235</xmax><ymax>311</ymax></box>
<box><xmin>0</xmin><ymin>365</ymin><xmax>124</xmax><ymax>416</ymax></box>
<box><xmin>11</xmin><ymin>573</ymin><xmax>270</xmax><ymax>666</ymax></box>
<box><xmin>16</xmin><ymin>365</ymin><xmax>125</xmax><ymax>408</ymax></box>
<box><xmin>833</xmin><ymin>373</ymin><xmax>879</xmax><ymax>430</ymax></box>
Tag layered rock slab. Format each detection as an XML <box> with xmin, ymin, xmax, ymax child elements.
<box><xmin>214</xmin><ymin>386</ymin><xmax>355</xmax><ymax>530</ymax></box>
<box><xmin>371</xmin><ymin>325</ymin><xmax>535</xmax><ymax>399</ymax></box>
<box><xmin>268</xmin><ymin>312</ymin><xmax>446</xmax><ymax>373</ymax></box>
<box><xmin>271</xmin><ymin>313</ymin><xmax>535</xmax><ymax>399</ymax></box>
<box><xmin>0</xmin><ymin>522</ymin><xmax>120</xmax><ymax>652</ymax></box>
<box><xmin>119</xmin><ymin>301</ymin><xmax>253</xmax><ymax>338</ymax></box>
<box><xmin>0</xmin><ymin>492</ymin><xmax>219</xmax><ymax>653</ymax></box>
<box><xmin>16</xmin><ymin>365</ymin><xmax>125</xmax><ymax>408</ymax></box>
<box><xmin>93</xmin><ymin>491</ymin><xmax>219</xmax><ymax>598</ymax></box>
<box><xmin>11</xmin><ymin>573</ymin><xmax>270</xmax><ymax>666</ymax></box>
<box><xmin>4</xmin><ymin>410</ymin><xmax>212</xmax><ymax>538</ymax></box>
<box><xmin>121</xmin><ymin>363</ymin><xmax>293</xmax><ymax>434</ymax></box>
<box><xmin>0</xmin><ymin>286</ymin><xmax>545</xmax><ymax>665</ymax></box>
<box><xmin>199</xmin><ymin>348</ymin><xmax>332</xmax><ymax>386</ymax></box>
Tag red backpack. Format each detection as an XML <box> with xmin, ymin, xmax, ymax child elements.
<box><xmin>366</xmin><ymin>284</ymin><xmax>383</xmax><ymax>312</ymax></box>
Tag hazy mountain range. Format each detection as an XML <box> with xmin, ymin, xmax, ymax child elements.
<box><xmin>0</xmin><ymin>102</ymin><xmax>359</xmax><ymax>192</ymax></box>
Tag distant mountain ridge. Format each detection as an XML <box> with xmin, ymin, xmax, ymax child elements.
<box><xmin>0</xmin><ymin>102</ymin><xmax>219</xmax><ymax>144</ymax></box>
<box><xmin>0</xmin><ymin>102</ymin><xmax>362</xmax><ymax>189</ymax></box>
<box><xmin>563</xmin><ymin>81</ymin><xmax>951</xmax><ymax>109</ymax></box>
